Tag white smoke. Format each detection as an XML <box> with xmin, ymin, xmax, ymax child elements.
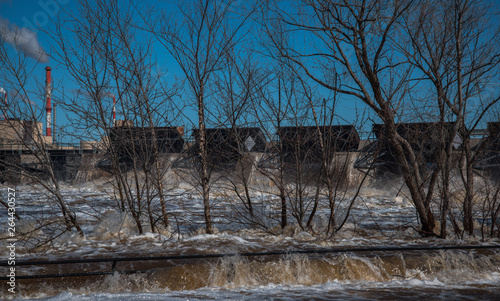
<box><xmin>9</xmin><ymin>89</ymin><xmax>35</xmax><ymax>106</ymax></box>
<box><xmin>0</xmin><ymin>16</ymin><xmax>49</xmax><ymax>62</ymax></box>
<box><xmin>103</xmin><ymin>92</ymin><xmax>115</xmax><ymax>99</ymax></box>
<box><xmin>0</xmin><ymin>87</ymin><xmax>5</xmax><ymax>95</ymax></box>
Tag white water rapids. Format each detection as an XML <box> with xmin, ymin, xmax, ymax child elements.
<box><xmin>1</xmin><ymin>182</ymin><xmax>499</xmax><ymax>300</ymax></box>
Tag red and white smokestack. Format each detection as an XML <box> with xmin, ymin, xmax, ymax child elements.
<box><xmin>112</xmin><ymin>95</ymin><xmax>116</xmax><ymax>126</ymax></box>
<box><xmin>53</xmin><ymin>102</ymin><xmax>57</xmax><ymax>143</ymax></box>
<box><xmin>45</xmin><ymin>66</ymin><xmax>52</xmax><ymax>137</ymax></box>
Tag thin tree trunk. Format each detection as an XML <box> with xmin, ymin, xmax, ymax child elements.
<box><xmin>198</xmin><ymin>86</ymin><xmax>213</xmax><ymax>234</ymax></box>
<box><xmin>463</xmin><ymin>138</ymin><xmax>474</xmax><ymax>235</ymax></box>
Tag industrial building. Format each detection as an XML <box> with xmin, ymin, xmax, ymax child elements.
<box><xmin>473</xmin><ymin>122</ymin><xmax>500</xmax><ymax>179</ymax></box>
<box><xmin>1</xmin><ymin>67</ymin><xmax>498</xmax><ymax>186</ymax></box>
<box><xmin>188</xmin><ymin>127</ymin><xmax>267</xmax><ymax>167</ymax></box>
<box><xmin>354</xmin><ymin>122</ymin><xmax>464</xmax><ymax>175</ymax></box>
<box><xmin>102</xmin><ymin>124</ymin><xmax>185</xmax><ymax>170</ymax></box>
<box><xmin>0</xmin><ymin>67</ymin><xmax>92</xmax><ymax>182</ymax></box>
<box><xmin>277</xmin><ymin>125</ymin><xmax>360</xmax><ymax>164</ymax></box>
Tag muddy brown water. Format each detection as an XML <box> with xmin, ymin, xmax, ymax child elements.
<box><xmin>3</xmin><ymin>249</ymin><xmax>499</xmax><ymax>299</ymax></box>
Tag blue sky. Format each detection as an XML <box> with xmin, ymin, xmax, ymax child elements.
<box><xmin>0</xmin><ymin>0</ymin><xmax>372</xmax><ymax>145</ymax></box>
<box><xmin>1</xmin><ymin>1</ymin><xmax>366</xmax><ymax>144</ymax></box>
<box><xmin>5</xmin><ymin>0</ymin><xmax>494</xmax><ymax>144</ymax></box>
<box><xmin>1</xmin><ymin>0</ymin><xmax>190</xmax><ymax>143</ymax></box>
<box><xmin>1</xmin><ymin>0</ymin><xmax>86</xmax><ymax>143</ymax></box>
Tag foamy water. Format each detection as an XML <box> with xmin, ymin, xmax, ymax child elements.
<box><xmin>15</xmin><ymin>251</ymin><xmax>500</xmax><ymax>300</ymax></box>
<box><xmin>1</xmin><ymin>183</ymin><xmax>500</xmax><ymax>299</ymax></box>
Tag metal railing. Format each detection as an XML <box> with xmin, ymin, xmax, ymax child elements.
<box><xmin>0</xmin><ymin>142</ymin><xmax>96</xmax><ymax>155</ymax></box>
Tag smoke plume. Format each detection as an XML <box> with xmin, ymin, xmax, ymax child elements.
<box><xmin>103</xmin><ymin>92</ymin><xmax>115</xmax><ymax>99</ymax></box>
<box><xmin>0</xmin><ymin>16</ymin><xmax>49</xmax><ymax>62</ymax></box>
<box><xmin>0</xmin><ymin>87</ymin><xmax>5</xmax><ymax>94</ymax></box>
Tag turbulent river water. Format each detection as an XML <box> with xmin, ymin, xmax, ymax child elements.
<box><xmin>1</xmin><ymin>183</ymin><xmax>499</xmax><ymax>300</ymax></box>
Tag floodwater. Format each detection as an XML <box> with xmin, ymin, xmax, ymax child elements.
<box><xmin>1</xmin><ymin>183</ymin><xmax>499</xmax><ymax>300</ymax></box>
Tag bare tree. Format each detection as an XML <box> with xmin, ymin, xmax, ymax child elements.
<box><xmin>263</xmin><ymin>0</ymin><xmax>440</xmax><ymax>235</ymax></box>
<box><xmin>52</xmin><ymin>0</ymin><xmax>180</xmax><ymax>234</ymax></box>
<box><xmin>295</xmin><ymin>71</ymin><xmax>368</xmax><ymax>236</ymax></box>
<box><xmin>148</xmin><ymin>0</ymin><xmax>255</xmax><ymax>233</ymax></box>
<box><xmin>0</xmin><ymin>39</ymin><xmax>84</xmax><ymax>244</ymax></box>
<box><xmin>210</xmin><ymin>49</ymin><xmax>268</xmax><ymax>221</ymax></box>
<box><xmin>400</xmin><ymin>0</ymin><xmax>500</xmax><ymax>237</ymax></box>
<box><xmin>250</xmin><ymin>64</ymin><xmax>297</xmax><ymax>230</ymax></box>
